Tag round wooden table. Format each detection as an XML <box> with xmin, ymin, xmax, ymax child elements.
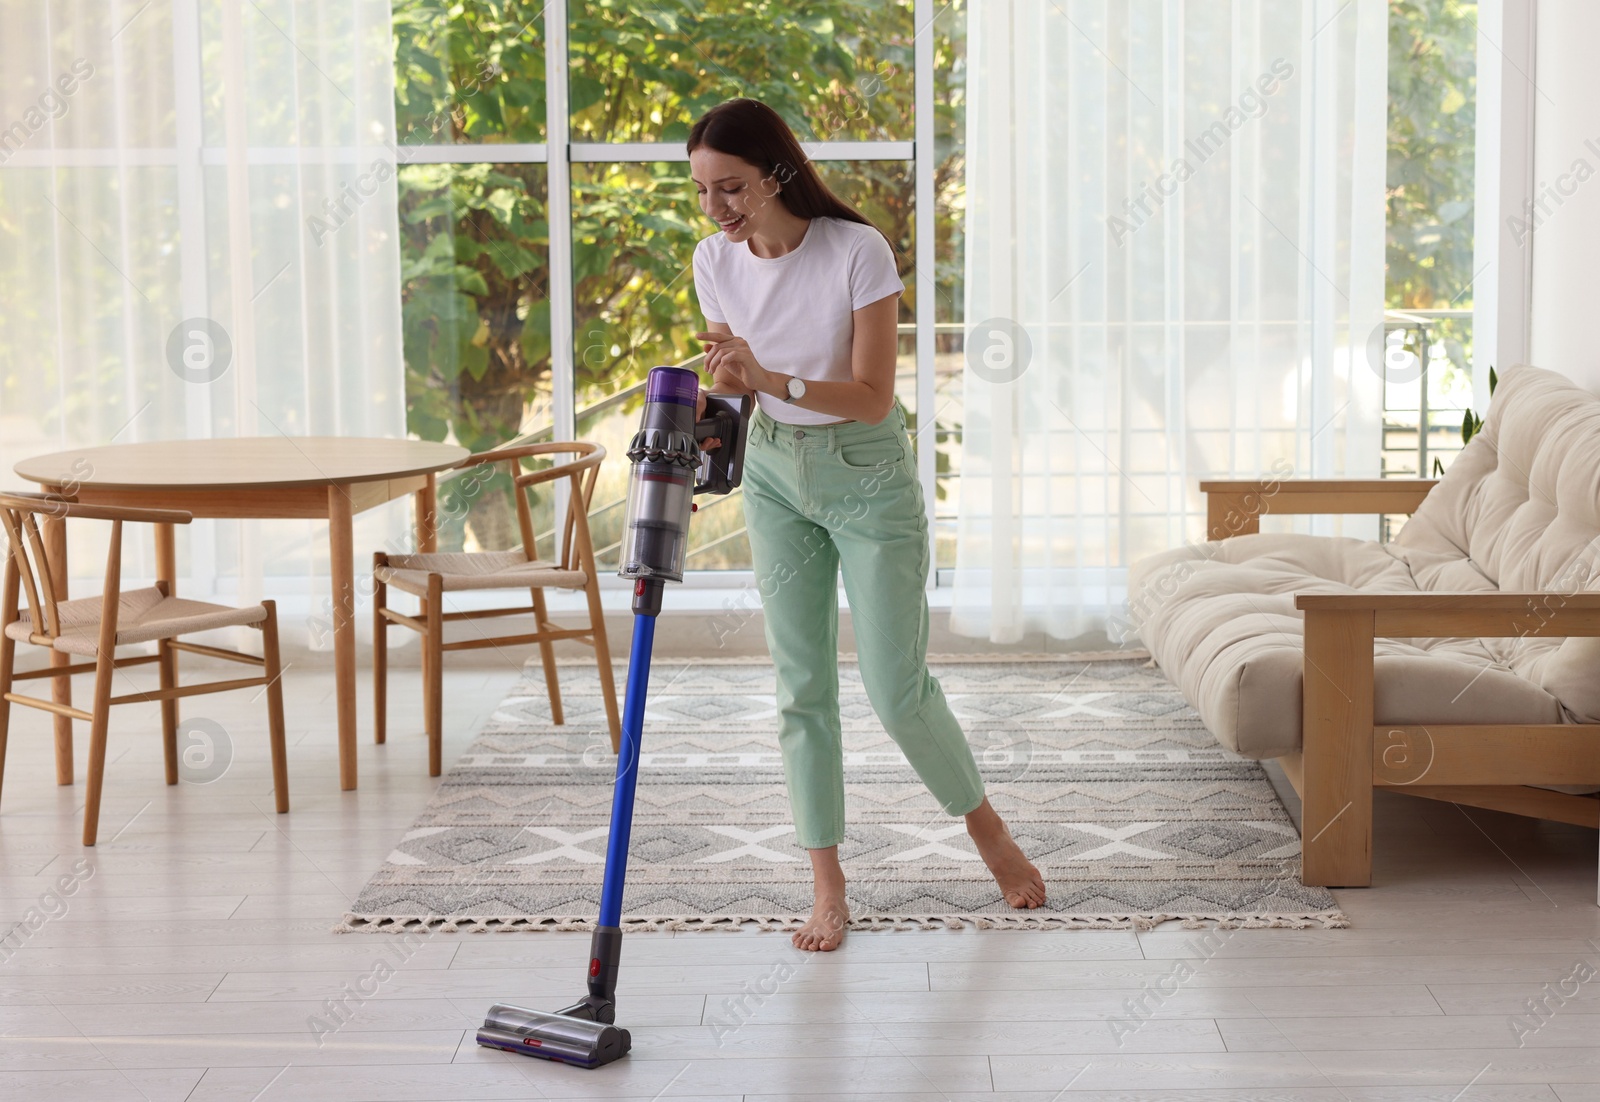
<box><xmin>15</xmin><ymin>437</ymin><xmax>470</xmax><ymax>790</ymax></box>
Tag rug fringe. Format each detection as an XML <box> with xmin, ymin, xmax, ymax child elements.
<box><xmin>923</xmin><ymin>649</ymin><xmax>1151</xmax><ymax>664</ymax></box>
<box><xmin>334</xmin><ymin>909</ymin><xmax>1348</xmax><ymax>934</ymax></box>
<box><xmin>550</xmin><ymin>650</ymin><xmax>1150</xmax><ymax>668</ymax></box>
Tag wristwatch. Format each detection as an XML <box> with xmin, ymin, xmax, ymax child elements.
<box><xmin>784</xmin><ymin>376</ymin><xmax>806</xmax><ymax>402</ymax></box>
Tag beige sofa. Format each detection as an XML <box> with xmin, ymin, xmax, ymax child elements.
<box><xmin>1130</xmin><ymin>365</ymin><xmax>1600</xmax><ymax>886</ymax></box>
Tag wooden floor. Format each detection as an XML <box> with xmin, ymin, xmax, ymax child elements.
<box><xmin>0</xmin><ymin>651</ymin><xmax>1596</xmax><ymax>1102</ymax></box>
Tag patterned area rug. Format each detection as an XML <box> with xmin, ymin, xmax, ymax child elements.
<box><xmin>340</xmin><ymin>654</ymin><xmax>1345</xmax><ymax>932</ymax></box>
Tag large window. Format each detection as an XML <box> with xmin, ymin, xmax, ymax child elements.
<box><xmin>392</xmin><ymin>0</ymin><xmax>967</xmax><ymax>575</ymax></box>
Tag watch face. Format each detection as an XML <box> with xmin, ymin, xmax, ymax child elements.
<box><xmin>787</xmin><ymin>376</ymin><xmax>805</xmax><ymax>400</ymax></box>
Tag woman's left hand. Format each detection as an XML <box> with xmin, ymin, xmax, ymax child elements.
<box><xmin>695</xmin><ymin>331</ymin><xmax>771</xmax><ymax>395</ymax></box>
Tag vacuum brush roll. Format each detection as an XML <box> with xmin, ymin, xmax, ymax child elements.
<box><xmin>477</xmin><ymin>1003</ymin><xmax>632</xmax><ymax>1068</ymax></box>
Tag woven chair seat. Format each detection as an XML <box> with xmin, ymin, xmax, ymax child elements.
<box><xmin>3</xmin><ymin>586</ymin><xmax>269</xmax><ymax>656</ymax></box>
<box><xmin>374</xmin><ymin>549</ymin><xmax>587</xmax><ymax>596</ymax></box>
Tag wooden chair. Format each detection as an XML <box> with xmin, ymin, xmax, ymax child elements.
<box><xmin>372</xmin><ymin>442</ymin><xmax>621</xmax><ymax>776</ymax></box>
<box><xmin>0</xmin><ymin>493</ymin><xmax>288</xmax><ymax>845</ymax></box>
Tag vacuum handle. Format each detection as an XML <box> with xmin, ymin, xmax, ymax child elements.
<box><xmin>693</xmin><ymin>392</ymin><xmax>751</xmax><ymax>495</ymax></box>
<box><xmin>693</xmin><ymin>409</ymin><xmax>733</xmax><ymax>446</ymax></box>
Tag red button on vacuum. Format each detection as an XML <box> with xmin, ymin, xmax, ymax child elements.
<box><xmin>589</xmin><ymin>957</ymin><xmax>601</xmax><ymax>977</ymax></box>
<box><xmin>634</xmin><ymin>578</ymin><xmax>645</xmax><ymax>596</ymax></box>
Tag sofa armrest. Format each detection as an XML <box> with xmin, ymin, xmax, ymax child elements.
<box><xmin>1294</xmin><ymin>587</ymin><xmax>1600</xmax><ymax>887</ymax></box>
<box><xmin>1200</xmin><ymin>479</ymin><xmax>1437</xmax><ymax>541</ymax></box>
<box><xmin>1295</xmin><ymin>591</ymin><xmax>1600</xmax><ymax>639</ymax></box>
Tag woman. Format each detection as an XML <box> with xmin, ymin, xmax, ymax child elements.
<box><xmin>687</xmin><ymin>99</ymin><xmax>1045</xmax><ymax>952</ymax></box>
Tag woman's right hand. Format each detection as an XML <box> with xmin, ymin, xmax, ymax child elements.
<box><xmin>696</xmin><ymin>331</ymin><xmax>757</xmax><ymax>396</ymax></box>
<box><xmin>706</xmin><ymin>359</ymin><xmax>749</xmax><ymax>395</ymax></box>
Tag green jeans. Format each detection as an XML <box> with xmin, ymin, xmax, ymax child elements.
<box><xmin>742</xmin><ymin>404</ymin><xmax>986</xmax><ymax>850</ymax></box>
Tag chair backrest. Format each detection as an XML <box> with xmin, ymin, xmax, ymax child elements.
<box><xmin>462</xmin><ymin>442</ymin><xmax>608</xmax><ymax>571</ymax></box>
<box><xmin>0</xmin><ymin>493</ymin><xmax>192</xmax><ymax>646</ymax></box>
<box><xmin>0</xmin><ymin>493</ymin><xmax>70</xmax><ymax>642</ymax></box>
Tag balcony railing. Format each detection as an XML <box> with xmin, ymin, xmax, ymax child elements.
<box><xmin>440</xmin><ymin>313</ymin><xmax>1468</xmax><ymax>561</ymax></box>
<box><xmin>1379</xmin><ymin>306</ymin><xmax>1473</xmax><ymax>541</ymax></box>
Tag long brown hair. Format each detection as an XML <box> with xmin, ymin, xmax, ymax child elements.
<box><xmin>687</xmin><ymin>99</ymin><xmax>889</xmax><ymax>243</ymax></box>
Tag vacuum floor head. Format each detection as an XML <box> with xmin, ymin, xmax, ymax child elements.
<box><xmin>476</xmin><ymin>1003</ymin><xmax>631</xmax><ymax>1068</ymax></box>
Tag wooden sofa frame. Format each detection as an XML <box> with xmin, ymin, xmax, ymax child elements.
<box><xmin>1200</xmin><ymin>479</ymin><xmax>1600</xmax><ymax>887</ymax></box>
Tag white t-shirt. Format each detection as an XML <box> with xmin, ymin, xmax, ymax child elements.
<box><xmin>692</xmin><ymin>216</ymin><xmax>904</xmax><ymax>425</ymax></box>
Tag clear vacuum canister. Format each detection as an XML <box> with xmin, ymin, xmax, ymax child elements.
<box><xmin>618</xmin><ymin>366</ymin><xmax>702</xmax><ymax>583</ymax></box>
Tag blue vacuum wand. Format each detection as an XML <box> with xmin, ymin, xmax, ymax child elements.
<box><xmin>477</xmin><ymin>366</ymin><xmax>751</xmax><ymax>1068</ymax></box>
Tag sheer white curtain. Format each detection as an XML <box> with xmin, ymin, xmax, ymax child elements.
<box><xmin>0</xmin><ymin>0</ymin><xmax>405</xmax><ymax>625</ymax></box>
<box><xmin>952</xmin><ymin>0</ymin><xmax>1388</xmax><ymax>642</ymax></box>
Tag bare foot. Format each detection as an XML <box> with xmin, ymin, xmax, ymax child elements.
<box><xmin>793</xmin><ymin>846</ymin><xmax>850</xmax><ymax>952</ymax></box>
<box><xmin>793</xmin><ymin>894</ymin><xmax>850</xmax><ymax>952</ymax></box>
<box><xmin>965</xmin><ymin>798</ymin><xmax>1047</xmax><ymax>909</ymax></box>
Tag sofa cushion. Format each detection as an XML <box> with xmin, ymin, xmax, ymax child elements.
<box><xmin>1129</xmin><ymin>535</ymin><xmax>1564</xmax><ymax>758</ymax></box>
<box><xmin>1393</xmin><ymin>366</ymin><xmax>1600</xmax><ymax>722</ymax></box>
<box><xmin>1130</xmin><ymin>366</ymin><xmax>1600</xmax><ymax>759</ymax></box>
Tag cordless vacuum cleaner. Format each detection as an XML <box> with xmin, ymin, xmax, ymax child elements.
<box><xmin>476</xmin><ymin>366</ymin><xmax>751</xmax><ymax>1068</ymax></box>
